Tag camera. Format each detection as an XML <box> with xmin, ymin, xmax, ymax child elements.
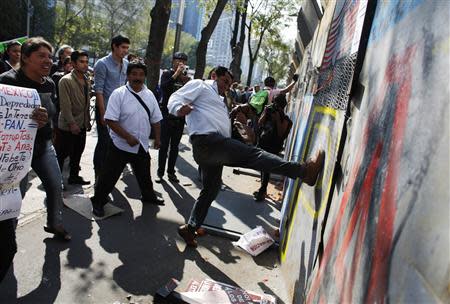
<box><xmin>183</xmin><ymin>65</ymin><xmax>189</xmax><ymax>75</ymax></box>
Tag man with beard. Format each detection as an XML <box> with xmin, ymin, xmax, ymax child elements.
<box><xmin>90</xmin><ymin>60</ymin><xmax>164</xmax><ymax>217</ymax></box>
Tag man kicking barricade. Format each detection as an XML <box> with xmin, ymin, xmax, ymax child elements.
<box><xmin>167</xmin><ymin>66</ymin><xmax>325</xmax><ymax>247</ymax></box>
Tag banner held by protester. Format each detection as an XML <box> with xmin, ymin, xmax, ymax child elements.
<box><xmin>0</xmin><ymin>84</ymin><xmax>40</xmax><ymax>221</ymax></box>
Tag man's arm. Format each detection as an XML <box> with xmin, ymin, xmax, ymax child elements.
<box><xmin>168</xmin><ymin>80</ymin><xmax>202</xmax><ymax>117</ymax></box>
<box><xmin>279</xmin><ymin>74</ymin><xmax>299</xmax><ymax>94</ymax></box>
<box><xmin>151</xmin><ymin>122</ymin><xmax>161</xmax><ymax>149</ymax></box>
<box><xmin>59</xmin><ymin>78</ymin><xmax>80</xmax><ymax>134</ymax></box>
<box><xmin>106</xmin><ymin>119</ymin><xmax>138</xmax><ymax>146</ymax></box>
<box><xmin>94</xmin><ymin>61</ymin><xmax>107</xmax><ymax>125</ymax></box>
<box><xmin>279</xmin><ymin>81</ymin><xmax>296</xmax><ymax>95</ymax></box>
<box><xmin>160</xmin><ymin>70</ymin><xmax>175</xmax><ymax>91</ymax></box>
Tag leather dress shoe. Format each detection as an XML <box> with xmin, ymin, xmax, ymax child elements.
<box><xmin>91</xmin><ymin>197</ymin><xmax>105</xmax><ymax>217</ymax></box>
<box><xmin>68</xmin><ymin>175</ymin><xmax>91</xmax><ymax>185</ymax></box>
<box><xmin>178</xmin><ymin>224</ymin><xmax>197</xmax><ymax>247</ymax></box>
<box><xmin>142</xmin><ymin>197</ymin><xmax>165</xmax><ymax>206</ymax></box>
<box><xmin>167</xmin><ymin>173</ymin><xmax>179</xmax><ymax>183</ymax></box>
<box><xmin>302</xmin><ymin>150</ymin><xmax>325</xmax><ymax>186</ymax></box>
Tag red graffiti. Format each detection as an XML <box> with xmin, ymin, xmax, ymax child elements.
<box><xmin>306</xmin><ymin>45</ymin><xmax>416</xmax><ymax>303</ymax></box>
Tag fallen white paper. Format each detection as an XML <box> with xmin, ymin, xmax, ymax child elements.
<box><xmin>233</xmin><ymin>226</ymin><xmax>274</xmax><ymax>256</ymax></box>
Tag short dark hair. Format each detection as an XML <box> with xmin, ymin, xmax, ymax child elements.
<box><xmin>21</xmin><ymin>37</ymin><xmax>53</xmax><ymax>66</ymax></box>
<box><xmin>127</xmin><ymin>59</ymin><xmax>147</xmax><ymax>76</ymax></box>
<box><xmin>70</xmin><ymin>50</ymin><xmax>89</xmax><ymax>63</ymax></box>
<box><xmin>111</xmin><ymin>35</ymin><xmax>130</xmax><ymax>50</ymax></box>
<box><xmin>214</xmin><ymin>66</ymin><xmax>233</xmax><ymax>79</ymax></box>
<box><xmin>173</xmin><ymin>52</ymin><xmax>188</xmax><ymax>61</ymax></box>
<box><xmin>2</xmin><ymin>41</ymin><xmax>21</xmax><ymax>60</ymax></box>
<box><xmin>264</xmin><ymin>76</ymin><xmax>276</xmax><ymax>87</ymax></box>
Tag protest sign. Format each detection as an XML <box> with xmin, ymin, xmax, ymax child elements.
<box><xmin>0</xmin><ymin>84</ymin><xmax>40</xmax><ymax>220</ymax></box>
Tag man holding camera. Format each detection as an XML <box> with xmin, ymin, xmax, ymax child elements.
<box><xmin>254</xmin><ymin>94</ymin><xmax>293</xmax><ymax>201</ymax></box>
<box><xmin>156</xmin><ymin>52</ymin><xmax>191</xmax><ymax>183</ymax></box>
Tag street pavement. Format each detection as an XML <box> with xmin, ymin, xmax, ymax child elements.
<box><xmin>0</xmin><ymin>128</ymin><xmax>289</xmax><ymax>303</ymax></box>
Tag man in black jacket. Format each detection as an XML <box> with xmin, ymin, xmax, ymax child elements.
<box><xmin>156</xmin><ymin>52</ymin><xmax>190</xmax><ymax>183</ymax></box>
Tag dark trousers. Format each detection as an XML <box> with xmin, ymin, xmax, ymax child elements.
<box><xmin>93</xmin><ymin>107</ymin><xmax>111</xmax><ymax>176</ymax></box>
<box><xmin>187</xmin><ymin>133</ymin><xmax>306</xmax><ymax>230</ymax></box>
<box><xmin>0</xmin><ymin>218</ymin><xmax>17</xmax><ymax>283</ymax></box>
<box><xmin>259</xmin><ymin>172</ymin><xmax>270</xmax><ymax>193</ymax></box>
<box><xmin>92</xmin><ymin>142</ymin><xmax>157</xmax><ymax>206</ymax></box>
<box><xmin>157</xmin><ymin>117</ymin><xmax>184</xmax><ymax>176</ymax></box>
<box><xmin>54</xmin><ymin>128</ymin><xmax>87</xmax><ymax>177</ymax></box>
<box><xmin>257</xmin><ymin>146</ymin><xmax>282</xmax><ymax>194</ymax></box>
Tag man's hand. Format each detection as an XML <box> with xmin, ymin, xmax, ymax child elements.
<box><xmin>126</xmin><ymin>135</ymin><xmax>139</xmax><ymax>146</ymax></box>
<box><xmin>153</xmin><ymin>139</ymin><xmax>161</xmax><ymax>149</ymax></box>
<box><xmin>177</xmin><ymin>103</ymin><xmax>193</xmax><ymax>117</ymax></box>
<box><xmin>173</xmin><ymin>62</ymin><xmax>185</xmax><ymax>79</ymax></box>
<box><xmin>31</xmin><ymin>107</ymin><xmax>48</xmax><ymax>128</ymax></box>
<box><xmin>69</xmin><ymin>123</ymin><xmax>81</xmax><ymax>135</ymax></box>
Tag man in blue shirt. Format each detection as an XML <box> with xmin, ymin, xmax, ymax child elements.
<box><xmin>93</xmin><ymin>35</ymin><xmax>130</xmax><ymax>178</ymax></box>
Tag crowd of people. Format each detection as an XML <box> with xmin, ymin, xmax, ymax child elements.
<box><xmin>0</xmin><ymin>35</ymin><xmax>325</xmax><ymax>282</ymax></box>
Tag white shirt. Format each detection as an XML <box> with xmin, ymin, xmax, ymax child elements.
<box><xmin>105</xmin><ymin>83</ymin><xmax>163</xmax><ymax>154</ymax></box>
<box><xmin>168</xmin><ymin>79</ymin><xmax>231</xmax><ymax>138</ymax></box>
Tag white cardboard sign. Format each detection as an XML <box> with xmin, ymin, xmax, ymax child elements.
<box><xmin>0</xmin><ymin>84</ymin><xmax>40</xmax><ymax>221</ymax></box>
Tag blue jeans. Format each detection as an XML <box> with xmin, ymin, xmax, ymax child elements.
<box><xmin>157</xmin><ymin>117</ymin><xmax>184</xmax><ymax>176</ymax></box>
<box><xmin>20</xmin><ymin>140</ymin><xmax>64</xmax><ymax>227</ymax></box>
<box><xmin>187</xmin><ymin>133</ymin><xmax>305</xmax><ymax>230</ymax></box>
<box><xmin>93</xmin><ymin>107</ymin><xmax>111</xmax><ymax>175</ymax></box>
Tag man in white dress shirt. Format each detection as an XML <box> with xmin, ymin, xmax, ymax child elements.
<box><xmin>168</xmin><ymin>66</ymin><xmax>325</xmax><ymax>247</ymax></box>
<box><xmin>91</xmin><ymin>60</ymin><xmax>164</xmax><ymax>217</ymax></box>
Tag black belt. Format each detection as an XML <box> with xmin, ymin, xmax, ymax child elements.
<box><xmin>190</xmin><ymin>134</ymin><xmax>208</xmax><ymax>139</ymax></box>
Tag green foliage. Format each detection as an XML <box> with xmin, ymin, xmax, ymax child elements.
<box><xmin>54</xmin><ymin>0</ymin><xmax>151</xmax><ymax>58</ymax></box>
<box><xmin>161</xmin><ymin>29</ymin><xmax>199</xmax><ymax>70</ymax></box>
<box><xmin>260</xmin><ymin>33</ymin><xmax>291</xmax><ymax>83</ymax></box>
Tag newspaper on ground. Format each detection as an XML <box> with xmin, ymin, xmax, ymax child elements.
<box><xmin>232</xmin><ymin>226</ymin><xmax>274</xmax><ymax>256</ymax></box>
<box><xmin>183</xmin><ymin>278</ymin><xmax>276</xmax><ymax>304</ymax></box>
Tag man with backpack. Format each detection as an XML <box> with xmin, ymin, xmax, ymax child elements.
<box><xmin>249</xmin><ymin>75</ymin><xmax>299</xmax><ymax>115</ymax></box>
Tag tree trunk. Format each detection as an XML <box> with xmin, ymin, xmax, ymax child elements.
<box><xmin>246</xmin><ymin>25</ymin><xmax>266</xmax><ymax>86</ymax></box>
<box><xmin>230</xmin><ymin>3</ymin><xmax>240</xmax><ymax>50</ymax></box>
<box><xmin>194</xmin><ymin>0</ymin><xmax>228</xmax><ymax>79</ymax></box>
<box><xmin>229</xmin><ymin>0</ymin><xmax>248</xmax><ymax>82</ymax></box>
<box><xmin>145</xmin><ymin>0</ymin><xmax>172</xmax><ymax>93</ymax></box>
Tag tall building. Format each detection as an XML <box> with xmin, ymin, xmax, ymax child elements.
<box><xmin>206</xmin><ymin>11</ymin><xmax>233</xmax><ymax>67</ymax></box>
<box><xmin>170</xmin><ymin>0</ymin><xmax>203</xmax><ymax>41</ymax></box>
<box><xmin>182</xmin><ymin>0</ymin><xmax>203</xmax><ymax>40</ymax></box>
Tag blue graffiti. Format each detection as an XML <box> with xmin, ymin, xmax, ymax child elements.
<box><xmin>369</xmin><ymin>0</ymin><xmax>423</xmax><ymax>44</ymax></box>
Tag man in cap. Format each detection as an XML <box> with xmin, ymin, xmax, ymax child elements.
<box><xmin>156</xmin><ymin>52</ymin><xmax>191</xmax><ymax>183</ymax></box>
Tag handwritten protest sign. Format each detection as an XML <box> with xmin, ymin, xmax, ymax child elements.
<box><xmin>0</xmin><ymin>84</ymin><xmax>40</xmax><ymax>221</ymax></box>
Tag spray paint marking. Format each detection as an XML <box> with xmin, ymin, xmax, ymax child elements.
<box><xmin>306</xmin><ymin>45</ymin><xmax>416</xmax><ymax>303</ymax></box>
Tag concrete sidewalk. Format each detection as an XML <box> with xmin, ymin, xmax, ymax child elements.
<box><xmin>0</xmin><ymin>129</ymin><xmax>289</xmax><ymax>303</ymax></box>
